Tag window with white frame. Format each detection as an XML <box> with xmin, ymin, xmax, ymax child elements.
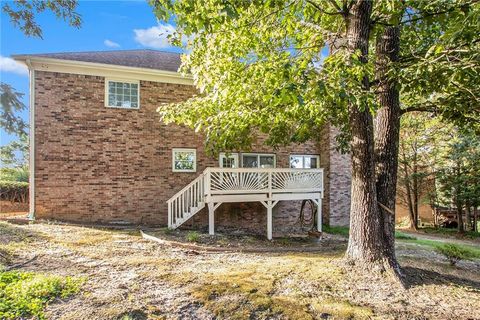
<box><xmin>290</xmin><ymin>154</ymin><xmax>320</xmax><ymax>169</ymax></box>
<box><xmin>172</xmin><ymin>148</ymin><xmax>196</xmax><ymax>172</ymax></box>
<box><xmin>106</xmin><ymin>79</ymin><xmax>139</xmax><ymax>109</ymax></box>
<box><xmin>219</xmin><ymin>153</ymin><xmax>239</xmax><ymax>168</ymax></box>
<box><xmin>241</xmin><ymin>153</ymin><xmax>276</xmax><ymax>168</ymax></box>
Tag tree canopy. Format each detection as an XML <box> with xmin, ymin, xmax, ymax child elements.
<box><xmin>154</xmin><ymin>0</ymin><xmax>479</xmax><ymax>153</ymax></box>
<box><xmin>0</xmin><ymin>83</ymin><xmax>27</xmax><ymax>136</ymax></box>
<box><xmin>2</xmin><ymin>0</ymin><xmax>81</xmax><ymax>38</ymax></box>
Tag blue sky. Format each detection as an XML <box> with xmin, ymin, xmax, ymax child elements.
<box><xmin>0</xmin><ymin>0</ymin><xmax>181</xmax><ymax>147</ymax></box>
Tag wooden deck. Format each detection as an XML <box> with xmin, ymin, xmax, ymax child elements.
<box><xmin>167</xmin><ymin>168</ymin><xmax>324</xmax><ymax>239</ymax></box>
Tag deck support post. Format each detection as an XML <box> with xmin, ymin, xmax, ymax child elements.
<box><xmin>267</xmin><ymin>202</ymin><xmax>273</xmax><ymax>240</ymax></box>
<box><xmin>208</xmin><ymin>202</ymin><xmax>215</xmax><ymax>235</ymax></box>
<box><xmin>316</xmin><ymin>198</ymin><xmax>322</xmax><ymax>232</ymax></box>
<box><xmin>261</xmin><ymin>200</ymin><xmax>278</xmax><ymax>240</ymax></box>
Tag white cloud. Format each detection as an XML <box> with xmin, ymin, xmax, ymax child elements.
<box><xmin>104</xmin><ymin>39</ymin><xmax>120</xmax><ymax>48</ymax></box>
<box><xmin>133</xmin><ymin>23</ymin><xmax>177</xmax><ymax>49</ymax></box>
<box><xmin>0</xmin><ymin>56</ymin><xmax>28</xmax><ymax>76</ymax></box>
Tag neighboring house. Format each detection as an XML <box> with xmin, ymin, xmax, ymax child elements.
<box><xmin>13</xmin><ymin>49</ymin><xmax>352</xmax><ymax>238</ymax></box>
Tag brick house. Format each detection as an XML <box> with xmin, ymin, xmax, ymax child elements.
<box><xmin>13</xmin><ymin>49</ymin><xmax>351</xmax><ymax>238</ymax></box>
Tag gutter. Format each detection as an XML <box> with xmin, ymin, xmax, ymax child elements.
<box><xmin>26</xmin><ymin>59</ymin><xmax>35</xmax><ymax>221</ymax></box>
<box><xmin>12</xmin><ymin>56</ymin><xmax>194</xmax><ymax>86</ymax></box>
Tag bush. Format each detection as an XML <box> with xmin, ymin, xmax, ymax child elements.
<box><xmin>0</xmin><ymin>181</ymin><xmax>28</xmax><ymax>203</ymax></box>
<box><xmin>435</xmin><ymin>243</ymin><xmax>480</xmax><ymax>266</ymax></box>
<box><xmin>0</xmin><ymin>271</ymin><xmax>83</xmax><ymax>319</ymax></box>
<box><xmin>186</xmin><ymin>231</ymin><xmax>200</xmax><ymax>242</ymax></box>
<box><xmin>0</xmin><ymin>167</ymin><xmax>28</xmax><ymax>183</ymax></box>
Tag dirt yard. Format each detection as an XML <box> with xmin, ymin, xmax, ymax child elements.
<box><xmin>1</xmin><ymin>221</ymin><xmax>479</xmax><ymax>319</ymax></box>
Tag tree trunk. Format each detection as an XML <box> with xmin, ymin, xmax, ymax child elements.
<box><xmin>454</xmin><ymin>165</ymin><xmax>465</xmax><ymax>233</ymax></box>
<box><xmin>474</xmin><ymin>207</ymin><xmax>478</xmax><ymax>232</ymax></box>
<box><xmin>373</xmin><ymin>25</ymin><xmax>402</xmax><ymax>272</ymax></box>
<box><xmin>400</xmin><ymin>148</ymin><xmax>417</xmax><ymax>230</ymax></box>
<box><xmin>345</xmin><ymin>1</ymin><xmax>398</xmax><ymax>273</ymax></box>
<box><xmin>412</xmin><ymin>161</ymin><xmax>420</xmax><ymax>228</ymax></box>
<box><xmin>465</xmin><ymin>204</ymin><xmax>472</xmax><ymax>231</ymax></box>
<box><xmin>457</xmin><ymin>205</ymin><xmax>464</xmax><ymax>233</ymax></box>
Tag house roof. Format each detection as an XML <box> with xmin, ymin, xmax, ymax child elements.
<box><xmin>12</xmin><ymin>49</ymin><xmax>182</xmax><ymax>73</ymax></box>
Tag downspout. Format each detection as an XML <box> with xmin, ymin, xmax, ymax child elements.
<box><xmin>26</xmin><ymin>59</ymin><xmax>35</xmax><ymax>220</ymax></box>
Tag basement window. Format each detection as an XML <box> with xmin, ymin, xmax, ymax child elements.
<box><xmin>290</xmin><ymin>155</ymin><xmax>320</xmax><ymax>169</ymax></box>
<box><xmin>105</xmin><ymin>79</ymin><xmax>139</xmax><ymax>109</ymax></box>
<box><xmin>172</xmin><ymin>148</ymin><xmax>197</xmax><ymax>172</ymax></box>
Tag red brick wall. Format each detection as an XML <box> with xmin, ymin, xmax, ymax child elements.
<box><xmin>33</xmin><ymin>71</ymin><xmax>351</xmax><ymax>234</ymax></box>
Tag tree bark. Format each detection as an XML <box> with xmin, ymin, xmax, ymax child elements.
<box><xmin>344</xmin><ymin>1</ymin><xmax>398</xmax><ymax>273</ymax></box>
<box><xmin>373</xmin><ymin>25</ymin><xmax>402</xmax><ymax>272</ymax></box>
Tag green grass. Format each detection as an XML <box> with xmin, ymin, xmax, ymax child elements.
<box><xmin>0</xmin><ymin>271</ymin><xmax>84</xmax><ymax>320</ymax></box>
<box><xmin>420</xmin><ymin>227</ymin><xmax>480</xmax><ymax>239</ymax></box>
<box><xmin>322</xmin><ymin>225</ymin><xmax>350</xmax><ymax>236</ymax></box>
<box><xmin>323</xmin><ymin>226</ymin><xmax>418</xmax><ymax>241</ymax></box>
<box><xmin>394</xmin><ymin>231</ymin><xmax>417</xmax><ymax>240</ymax></box>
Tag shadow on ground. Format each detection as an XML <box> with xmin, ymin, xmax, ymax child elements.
<box><xmin>403</xmin><ymin>266</ymin><xmax>480</xmax><ymax>290</ymax></box>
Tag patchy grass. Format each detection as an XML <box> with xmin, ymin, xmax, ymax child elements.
<box><xmin>310</xmin><ymin>300</ymin><xmax>374</xmax><ymax>319</ymax></box>
<box><xmin>173</xmin><ymin>255</ymin><xmax>371</xmax><ymax>319</ymax></box>
<box><xmin>0</xmin><ymin>271</ymin><xmax>84</xmax><ymax>320</ymax></box>
<box><xmin>56</xmin><ymin>232</ymin><xmax>114</xmax><ymax>248</ymax></box>
<box><xmin>398</xmin><ymin>237</ymin><xmax>480</xmax><ymax>256</ymax></box>
<box><xmin>1</xmin><ymin>222</ymin><xmax>479</xmax><ymax>319</ymax></box>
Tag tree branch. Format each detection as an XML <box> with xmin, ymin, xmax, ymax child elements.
<box><xmin>305</xmin><ymin>0</ymin><xmax>343</xmax><ymax>16</ymax></box>
<box><xmin>326</xmin><ymin>0</ymin><xmax>343</xmax><ymax>13</ymax></box>
<box><xmin>400</xmin><ymin>106</ymin><xmax>436</xmax><ymax>115</ymax></box>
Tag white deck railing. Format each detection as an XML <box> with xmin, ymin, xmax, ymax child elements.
<box><xmin>205</xmin><ymin>167</ymin><xmax>324</xmax><ymax>195</ymax></box>
<box><xmin>167</xmin><ymin>167</ymin><xmax>324</xmax><ymax>232</ymax></box>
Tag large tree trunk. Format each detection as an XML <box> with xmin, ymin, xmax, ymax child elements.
<box><xmin>345</xmin><ymin>1</ymin><xmax>398</xmax><ymax>272</ymax></box>
<box><xmin>373</xmin><ymin>26</ymin><xmax>402</xmax><ymax>272</ymax></box>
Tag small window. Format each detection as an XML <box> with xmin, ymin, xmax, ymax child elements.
<box><xmin>241</xmin><ymin>153</ymin><xmax>276</xmax><ymax>168</ymax></box>
<box><xmin>290</xmin><ymin>155</ymin><xmax>320</xmax><ymax>169</ymax></box>
<box><xmin>219</xmin><ymin>153</ymin><xmax>239</xmax><ymax>168</ymax></box>
<box><xmin>105</xmin><ymin>79</ymin><xmax>139</xmax><ymax>109</ymax></box>
<box><xmin>172</xmin><ymin>148</ymin><xmax>196</xmax><ymax>172</ymax></box>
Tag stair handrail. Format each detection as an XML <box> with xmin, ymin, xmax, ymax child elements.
<box><xmin>166</xmin><ymin>168</ymin><xmax>209</xmax><ymax>205</ymax></box>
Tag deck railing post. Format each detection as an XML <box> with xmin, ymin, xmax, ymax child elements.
<box><xmin>268</xmin><ymin>171</ymin><xmax>272</xmax><ymax>199</ymax></box>
<box><xmin>204</xmin><ymin>168</ymin><xmax>211</xmax><ymax>199</ymax></box>
<box><xmin>167</xmin><ymin>201</ymin><xmax>172</xmax><ymax>228</ymax></box>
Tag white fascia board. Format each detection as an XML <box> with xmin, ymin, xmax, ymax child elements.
<box><xmin>13</xmin><ymin>56</ymin><xmax>194</xmax><ymax>86</ymax></box>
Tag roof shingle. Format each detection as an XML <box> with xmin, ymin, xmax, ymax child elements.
<box><xmin>13</xmin><ymin>49</ymin><xmax>182</xmax><ymax>72</ymax></box>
